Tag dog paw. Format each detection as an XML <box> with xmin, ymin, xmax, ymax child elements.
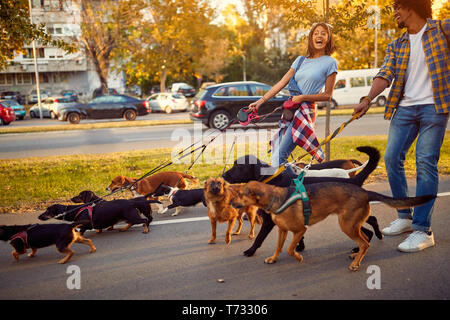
<box><xmin>158</xmin><ymin>208</ymin><xmax>168</xmax><ymax>214</ymax></box>
<box><xmin>170</xmin><ymin>212</ymin><xmax>178</xmax><ymax>216</ymax></box>
<box><xmin>264</xmin><ymin>256</ymin><xmax>277</xmax><ymax>264</ymax></box>
<box><xmin>348</xmin><ymin>263</ymin><xmax>360</xmax><ymax>271</ymax></box>
<box><xmin>243</xmin><ymin>248</ymin><xmax>256</xmax><ymax>257</ymax></box>
<box><xmin>208</xmin><ymin>239</ymin><xmax>216</xmax><ymax>244</ymax></box>
<box><xmin>89</xmin><ymin>247</ymin><xmax>97</xmax><ymax>253</ymax></box>
<box><xmin>225</xmin><ymin>237</ymin><xmax>231</xmax><ymax>244</ymax></box>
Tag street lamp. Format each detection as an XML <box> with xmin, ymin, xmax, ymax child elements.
<box><xmin>28</xmin><ymin>0</ymin><xmax>43</xmax><ymax>119</ymax></box>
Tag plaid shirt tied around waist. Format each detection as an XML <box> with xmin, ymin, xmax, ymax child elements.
<box><xmin>270</xmin><ymin>102</ymin><xmax>325</xmax><ymax>163</ymax></box>
<box><xmin>376</xmin><ymin>19</ymin><xmax>449</xmax><ymax>120</ymax></box>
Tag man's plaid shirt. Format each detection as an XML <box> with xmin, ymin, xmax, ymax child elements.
<box><xmin>376</xmin><ymin>19</ymin><xmax>449</xmax><ymax>120</ymax></box>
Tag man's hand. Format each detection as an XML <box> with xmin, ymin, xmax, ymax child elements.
<box><xmin>353</xmin><ymin>99</ymin><xmax>371</xmax><ymax>119</ymax></box>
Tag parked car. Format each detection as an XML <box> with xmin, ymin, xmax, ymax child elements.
<box><xmin>57</xmin><ymin>94</ymin><xmax>151</xmax><ymax>124</ymax></box>
<box><xmin>40</xmin><ymin>96</ymin><xmax>78</xmax><ymax>119</ymax></box>
<box><xmin>60</xmin><ymin>90</ymin><xmax>79</xmax><ymax>102</ymax></box>
<box><xmin>1</xmin><ymin>91</ymin><xmax>26</xmax><ymax>105</ymax></box>
<box><xmin>0</xmin><ymin>100</ymin><xmax>16</xmax><ymax>125</ymax></box>
<box><xmin>317</xmin><ymin>68</ymin><xmax>391</xmax><ymax>109</ymax></box>
<box><xmin>171</xmin><ymin>82</ymin><xmax>196</xmax><ymax>97</ymax></box>
<box><xmin>28</xmin><ymin>89</ymin><xmax>51</xmax><ymax>104</ymax></box>
<box><xmin>189</xmin><ymin>81</ymin><xmax>289</xmax><ymax>129</ymax></box>
<box><xmin>0</xmin><ymin>99</ymin><xmax>26</xmax><ymax>120</ymax></box>
<box><xmin>29</xmin><ymin>103</ymin><xmax>52</xmax><ymax>118</ymax></box>
<box><xmin>147</xmin><ymin>93</ymin><xmax>188</xmax><ymax>113</ymax></box>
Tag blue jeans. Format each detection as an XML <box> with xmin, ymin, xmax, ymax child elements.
<box><xmin>385</xmin><ymin>104</ymin><xmax>449</xmax><ymax>232</ymax></box>
<box><xmin>271</xmin><ymin>121</ymin><xmax>297</xmax><ymax>177</ymax></box>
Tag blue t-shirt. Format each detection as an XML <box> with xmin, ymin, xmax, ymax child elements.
<box><xmin>290</xmin><ymin>55</ymin><xmax>338</xmax><ymax>95</ymax></box>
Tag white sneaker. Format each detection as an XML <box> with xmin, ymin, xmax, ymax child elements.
<box><xmin>382</xmin><ymin>218</ymin><xmax>413</xmax><ymax>236</ymax></box>
<box><xmin>397</xmin><ymin>231</ymin><xmax>435</xmax><ymax>253</ymax></box>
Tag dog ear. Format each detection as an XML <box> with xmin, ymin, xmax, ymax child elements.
<box><xmin>252</xmin><ymin>189</ymin><xmax>265</xmax><ymax>199</ymax></box>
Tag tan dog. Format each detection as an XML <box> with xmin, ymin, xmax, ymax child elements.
<box><xmin>204</xmin><ymin>177</ymin><xmax>261</xmax><ymax>245</ymax></box>
<box><xmin>106</xmin><ymin>171</ymin><xmax>198</xmax><ymax>213</ymax></box>
<box><xmin>229</xmin><ymin>181</ymin><xmax>435</xmax><ymax>271</ymax></box>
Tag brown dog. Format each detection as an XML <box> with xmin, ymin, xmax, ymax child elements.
<box><xmin>106</xmin><ymin>171</ymin><xmax>198</xmax><ymax>213</ymax></box>
<box><xmin>204</xmin><ymin>177</ymin><xmax>261</xmax><ymax>245</ymax></box>
<box><xmin>229</xmin><ymin>181</ymin><xmax>435</xmax><ymax>271</ymax></box>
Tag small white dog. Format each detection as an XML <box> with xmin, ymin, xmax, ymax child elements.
<box><xmin>293</xmin><ymin>160</ymin><xmax>369</xmax><ymax>178</ymax></box>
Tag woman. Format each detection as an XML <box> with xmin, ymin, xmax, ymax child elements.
<box><xmin>248</xmin><ymin>22</ymin><xmax>338</xmax><ymax>175</ymax></box>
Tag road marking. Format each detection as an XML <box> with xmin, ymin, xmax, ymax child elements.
<box><xmin>151</xmin><ymin>216</ymin><xmax>209</xmax><ymax>225</ymax></box>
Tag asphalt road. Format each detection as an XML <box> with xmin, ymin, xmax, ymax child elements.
<box><xmin>1</xmin><ymin>178</ymin><xmax>450</xmax><ymax>301</ymax></box>
<box><xmin>0</xmin><ymin>113</ymin><xmax>412</xmax><ymax>159</ymax></box>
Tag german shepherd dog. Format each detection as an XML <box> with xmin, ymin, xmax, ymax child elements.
<box><xmin>229</xmin><ymin>181</ymin><xmax>435</xmax><ymax>271</ymax></box>
<box><xmin>222</xmin><ymin>146</ymin><xmax>382</xmax><ymax>256</ymax></box>
<box><xmin>204</xmin><ymin>177</ymin><xmax>261</xmax><ymax>245</ymax></box>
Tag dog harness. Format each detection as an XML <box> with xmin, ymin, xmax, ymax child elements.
<box><xmin>274</xmin><ymin>170</ymin><xmax>312</xmax><ymax>225</ymax></box>
<box><xmin>10</xmin><ymin>231</ymin><xmax>29</xmax><ymax>248</ymax></box>
<box><xmin>74</xmin><ymin>205</ymin><xmax>94</xmax><ymax>228</ymax></box>
<box><xmin>9</xmin><ymin>224</ymin><xmax>37</xmax><ymax>248</ymax></box>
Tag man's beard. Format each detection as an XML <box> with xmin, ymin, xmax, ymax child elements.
<box><xmin>397</xmin><ymin>20</ymin><xmax>406</xmax><ymax>29</ymax></box>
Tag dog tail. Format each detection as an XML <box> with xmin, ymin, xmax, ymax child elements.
<box><xmin>71</xmin><ymin>220</ymin><xmax>91</xmax><ymax>229</ymax></box>
<box><xmin>145</xmin><ymin>199</ymin><xmax>162</xmax><ymax>205</ymax></box>
<box><xmin>346</xmin><ymin>160</ymin><xmax>368</xmax><ymax>174</ymax></box>
<box><xmin>367</xmin><ymin>191</ymin><xmax>436</xmax><ymax>210</ymax></box>
<box><xmin>351</xmin><ymin>146</ymin><xmax>380</xmax><ymax>186</ymax></box>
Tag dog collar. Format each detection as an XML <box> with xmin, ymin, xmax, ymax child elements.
<box><xmin>167</xmin><ymin>188</ymin><xmax>178</xmax><ymax>201</ymax></box>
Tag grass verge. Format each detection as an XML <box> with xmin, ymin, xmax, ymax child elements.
<box><xmin>1</xmin><ymin>132</ymin><xmax>448</xmax><ymax>214</ymax></box>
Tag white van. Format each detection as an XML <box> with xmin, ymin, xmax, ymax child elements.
<box><xmin>320</xmin><ymin>68</ymin><xmax>390</xmax><ymax>109</ymax></box>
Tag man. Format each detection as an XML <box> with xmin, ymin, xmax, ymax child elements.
<box><xmin>353</xmin><ymin>0</ymin><xmax>449</xmax><ymax>252</ymax></box>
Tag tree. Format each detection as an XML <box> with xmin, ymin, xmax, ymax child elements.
<box><xmin>437</xmin><ymin>1</ymin><xmax>450</xmax><ymax>20</ymax></box>
<box><xmin>0</xmin><ymin>0</ymin><xmax>74</xmax><ymax>71</ymax></box>
<box><xmin>78</xmin><ymin>0</ymin><xmax>145</xmax><ymax>94</ymax></box>
<box><xmin>196</xmin><ymin>37</ymin><xmax>231</xmax><ymax>83</ymax></box>
<box><xmin>117</xmin><ymin>0</ymin><xmax>214</xmax><ymax>92</ymax></box>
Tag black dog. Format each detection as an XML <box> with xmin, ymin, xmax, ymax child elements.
<box><xmin>0</xmin><ymin>222</ymin><xmax>96</xmax><ymax>264</ymax></box>
<box><xmin>39</xmin><ymin>197</ymin><xmax>160</xmax><ymax>234</ymax></box>
<box><xmin>222</xmin><ymin>146</ymin><xmax>383</xmax><ymax>257</ymax></box>
<box><xmin>70</xmin><ymin>190</ymin><xmax>160</xmax><ymax>231</ymax></box>
<box><xmin>151</xmin><ymin>184</ymin><xmax>205</xmax><ymax>216</ymax></box>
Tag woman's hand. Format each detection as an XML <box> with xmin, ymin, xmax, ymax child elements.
<box><xmin>291</xmin><ymin>95</ymin><xmax>304</xmax><ymax>104</ymax></box>
<box><xmin>247</xmin><ymin>100</ymin><xmax>263</xmax><ymax>113</ymax></box>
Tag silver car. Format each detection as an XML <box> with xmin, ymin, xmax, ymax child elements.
<box><xmin>147</xmin><ymin>93</ymin><xmax>188</xmax><ymax>113</ymax></box>
<box><xmin>42</xmin><ymin>96</ymin><xmax>77</xmax><ymax>119</ymax></box>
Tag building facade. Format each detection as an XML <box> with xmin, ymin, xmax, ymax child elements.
<box><xmin>0</xmin><ymin>0</ymin><xmax>124</xmax><ymax>103</ymax></box>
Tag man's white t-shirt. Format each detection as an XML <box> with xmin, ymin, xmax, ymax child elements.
<box><xmin>399</xmin><ymin>23</ymin><xmax>435</xmax><ymax>106</ymax></box>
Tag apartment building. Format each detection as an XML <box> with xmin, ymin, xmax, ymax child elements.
<box><xmin>0</xmin><ymin>0</ymin><xmax>124</xmax><ymax>103</ymax></box>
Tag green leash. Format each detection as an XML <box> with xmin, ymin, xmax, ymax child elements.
<box><xmin>274</xmin><ymin>169</ymin><xmax>312</xmax><ymax>225</ymax></box>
